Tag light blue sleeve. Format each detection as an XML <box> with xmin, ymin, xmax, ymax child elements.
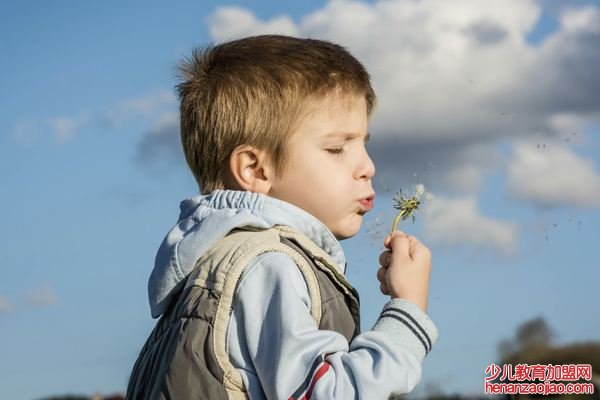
<box><xmin>226</xmin><ymin>252</ymin><xmax>438</xmax><ymax>400</ymax></box>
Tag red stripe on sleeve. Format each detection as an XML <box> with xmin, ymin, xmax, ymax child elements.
<box><xmin>300</xmin><ymin>362</ymin><xmax>331</xmax><ymax>400</ymax></box>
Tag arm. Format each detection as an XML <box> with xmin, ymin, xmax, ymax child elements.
<box><xmin>227</xmin><ymin>252</ymin><xmax>438</xmax><ymax>400</ymax></box>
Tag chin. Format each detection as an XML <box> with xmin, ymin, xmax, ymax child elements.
<box><xmin>333</xmin><ymin>225</ymin><xmax>361</xmax><ymax>241</ymax></box>
<box><xmin>330</xmin><ymin>214</ymin><xmax>364</xmax><ymax>240</ymax></box>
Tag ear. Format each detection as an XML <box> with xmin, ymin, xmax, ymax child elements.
<box><xmin>223</xmin><ymin>144</ymin><xmax>274</xmax><ymax>193</ymax></box>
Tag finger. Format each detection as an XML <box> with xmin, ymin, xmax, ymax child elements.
<box><xmin>384</xmin><ymin>230</ymin><xmax>405</xmax><ymax>246</ymax></box>
<box><xmin>405</xmin><ymin>235</ymin><xmax>425</xmax><ymax>256</ymax></box>
<box><xmin>411</xmin><ymin>242</ymin><xmax>432</xmax><ymax>264</ymax></box>
<box><xmin>383</xmin><ymin>230</ymin><xmax>404</xmax><ymax>249</ymax></box>
<box><xmin>384</xmin><ymin>230</ymin><xmax>406</xmax><ymax>249</ymax></box>
<box><xmin>406</xmin><ymin>235</ymin><xmax>417</xmax><ymax>254</ymax></box>
<box><xmin>386</xmin><ymin>233</ymin><xmax>411</xmax><ymax>256</ymax></box>
<box><xmin>407</xmin><ymin>235</ymin><xmax>420</xmax><ymax>245</ymax></box>
<box><xmin>397</xmin><ymin>234</ymin><xmax>421</xmax><ymax>258</ymax></box>
<box><xmin>376</xmin><ymin>266</ymin><xmax>387</xmax><ymax>283</ymax></box>
<box><xmin>378</xmin><ymin>251</ymin><xmax>392</xmax><ymax>267</ymax></box>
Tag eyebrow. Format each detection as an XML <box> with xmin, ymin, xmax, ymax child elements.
<box><xmin>324</xmin><ymin>132</ymin><xmax>371</xmax><ymax>143</ymax></box>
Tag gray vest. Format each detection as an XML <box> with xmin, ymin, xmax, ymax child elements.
<box><xmin>126</xmin><ymin>225</ymin><xmax>360</xmax><ymax>400</ymax></box>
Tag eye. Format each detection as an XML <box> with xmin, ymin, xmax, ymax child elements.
<box><xmin>326</xmin><ymin>147</ymin><xmax>345</xmax><ymax>155</ymax></box>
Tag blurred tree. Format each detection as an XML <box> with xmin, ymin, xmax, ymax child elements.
<box><xmin>497</xmin><ymin>337</ymin><xmax>518</xmax><ymax>360</ymax></box>
<box><xmin>515</xmin><ymin>316</ymin><xmax>554</xmax><ymax>349</ymax></box>
<box><xmin>497</xmin><ymin>316</ymin><xmax>554</xmax><ymax>360</ymax></box>
<box><xmin>496</xmin><ymin>316</ymin><xmax>600</xmax><ymax>399</ymax></box>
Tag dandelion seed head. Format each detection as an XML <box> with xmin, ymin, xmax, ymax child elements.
<box><xmin>415</xmin><ymin>183</ymin><xmax>425</xmax><ymax>198</ymax></box>
<box><xmin>390</xmin><ymin>183</ymin><xmax>427</xmax><ymax>231</ymax></box>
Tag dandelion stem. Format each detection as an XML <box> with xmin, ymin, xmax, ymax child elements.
<box><xmin>391</xmin><ymin>210</ymin><xmax>407</xmax><ymax>233</ymax></box>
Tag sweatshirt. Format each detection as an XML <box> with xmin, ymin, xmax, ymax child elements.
<box><xmin>148</xmin><ymin>189</ymin><xmax>438</xmax><ymax>399</ymax></box>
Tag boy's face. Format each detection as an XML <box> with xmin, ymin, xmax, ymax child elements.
<box><xmin>267</xmin><ymin>94</ymin><xmax>376</xmax><ymax>240</ymax></box>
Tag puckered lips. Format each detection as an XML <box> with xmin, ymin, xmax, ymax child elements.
<box><xmin>358</xmin><ymin>193</ymin><xmax>375</xmax><ymax>214</ymax></box>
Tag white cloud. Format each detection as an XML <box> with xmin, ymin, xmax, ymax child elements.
<box><xmin>25</xmin><ymin>283</ymin><xmax>60</xmax><ymax>307</ymax></box>
<box><xmin>439</xmin><ymin>164</ymin><xmax>486</xmax><ymax>193</ymax></box>
<box><xmin>134</xmin><ymin>111</ymin><xmax>185</xmax><ymax>173</ymax></box>
<box><xmin>13</xmin><ymin>89</ymin><xmax>176</xmax><ymax>145</ymax></box>
<box><xmin>207</xmin><ymin>0</ymin><xmax>548</xmax><ymax>142</ymax></box>
<box><xmin>507</xmin><ymin>140</ymin><xmax>600</xmax><ymax>208</ymax></box>
<box><xmin>422</xmin><ymin>194</ymin><xmax>519</xmax><ymax>256</ymax></box>
<box><xmin>209</xmin><ymin>6</ymin><xmax>298</xmax><ymax>40</ymax></box>
<box><xmin>0</xmin><ymin>295</ymin><xmax>13</xmax><ymax>313</ymax></box>
<box><xmin>49</xmin><ymin>116</ymin><xmax>79</xmax><ymax>144</ymax></box>
<box><xmin>437</xmin><ymin>142</ymin><xmax>505</xmax><ymax>193</ymax></box>
<box><xmin>105</xmin><ymin>89</ymin><xmax>176</xmax><ymax>125</ymax></box>
<box><xmin>560</xmin><ymin>6</ymin><xmax>600</xmax><ymax>32</ymax></box>
<box><xmin>546</xmin><ymin>113</ymin><xmax>587</xmax><ymax>137</ymax></box>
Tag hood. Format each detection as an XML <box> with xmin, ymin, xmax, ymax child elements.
<box><xmin>148</xmin><ymin>189</ymin><xmax>347</xmax><ymax>318</ymax></box>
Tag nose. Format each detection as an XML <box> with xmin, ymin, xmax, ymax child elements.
<box><xmin>355</xmin><ymin>145</ymin><xmax>376</xmax><ymax>181</ymax></box>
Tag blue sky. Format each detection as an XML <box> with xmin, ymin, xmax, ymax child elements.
<box><xmin>1</xmin><ymin>1</ymin><xmax>599</xmax><ymax>399</ymax></box>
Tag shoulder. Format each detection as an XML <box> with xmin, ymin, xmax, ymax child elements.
<box><xmin>236</xmin><ymin>251</ymin><xmax>311</xmax><ymax>307</ymax></box>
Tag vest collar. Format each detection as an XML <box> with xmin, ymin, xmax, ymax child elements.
<box><xmin>185</xmin><ymin>189</ymin><xmax>347</xmax><ymax>274</ymax></box>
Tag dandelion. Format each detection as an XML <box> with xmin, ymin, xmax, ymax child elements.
<box><xmin>391</xmin><ymin>183</ymin><xmax>433</xmax><ymax>232</ymax></box>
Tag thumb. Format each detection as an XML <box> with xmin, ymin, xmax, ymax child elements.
<box><xmin>384</xmin><ymin>230</ymin><xmax>405</xmax><ymax>248</ymax></box>
<box><xmin>385</xmin><ymin>231</ymin><xmax>411</xmax><ymax>257</ymax></box>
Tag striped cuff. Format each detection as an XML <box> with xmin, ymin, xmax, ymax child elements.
<box><xmin>372</xmin><ymin>298</ymin><xmax>438</xmax><ymax>362</ymax></box>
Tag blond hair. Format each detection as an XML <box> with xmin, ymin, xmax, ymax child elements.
<box><xmin>175</xmin><ymin>34</ymin><xmax>376</xmax><ymax>194</ymax></box>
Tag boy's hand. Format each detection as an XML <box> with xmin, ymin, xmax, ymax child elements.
<box><xmin>376</xmin><ymin>230</ymin><xmax>432</xmax><ymax>312</ymax></box>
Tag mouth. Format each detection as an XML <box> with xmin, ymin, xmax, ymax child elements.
<box><xmin>358</xmin><ymin>193</ymin><xmax>375</xmax><ymax>213</ymax></box>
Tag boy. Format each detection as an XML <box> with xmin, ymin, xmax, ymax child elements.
<box><xmin>127</xmin><ymin>34</ymin><xmax>437</xmax><ymax>400</ymax></box>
